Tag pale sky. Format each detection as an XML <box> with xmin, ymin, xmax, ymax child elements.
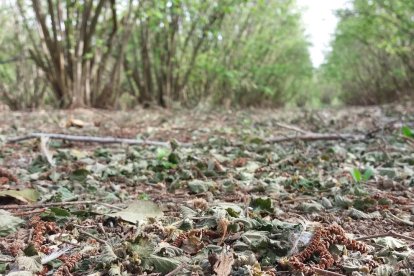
<box><xmin>296</xmin><ymin>0</ymin><xmax>349</xmax><ymax>67</ymax></box>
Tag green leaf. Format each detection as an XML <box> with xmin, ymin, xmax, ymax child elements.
<box><xmin>156</xmin><ymin>148</ymin><xmax>170</xmax><ymax>160</ymax></box>
<box><xmin>108</xmin><ymin>200</ymin><xmax>163</xmax><ymax>224</ymax></box>
<box><xmin>23</xmin><ymin>244</ymin><xmax>38</xmax><ymax>256</ymax></box>
<box><xmin>49</xmin><ymin>207</ymin><xmax>71</xmax><ymax>217</ymax></box>
<box><xmin>142</xmin><ymin>255</ymin><xmax>181</xmax><ymax>274</ymax></box>
<box><xmin>362</xmin><ymin>167</ymin><xmax>374</xmax><ymax>181</ymax></box>
<box><xmin>15</xmin><ymin>256</ymin><xmax>43</xmax><ymax>273</ymax></box>
<box><xmin>226</xmin><ymin>207</ymin><xmax>240</xmax><ymax>218</ymax></box>
<box><xmin>129</xmin><ymin>239</ymin><xmax>155</xmax><ymax>259</ymax></box>
<box><xmin>168</xmin><ymin>152</ymin><xmax>180</xmax><ymax>164</ymax></box>
<box><xmin>353</xmin><ymin>197</ymin><xmax>377</xmax><ymax>211</ymax></box>
<box><xmin>298</xmin><ymin>201</ymin><xmax>325</xmax><ymax>213</ymax></box>
<box><xmin>69</xmin><ymin>168</ymin><xmax>89</xmax><ymax>182</ymax></box>
<box><xmin>240</xmin><ymin>231</ymin><xmax>270</xmax><ymax>250</ymax></box>
<box><xmin>374</xmin><ymin>237</ymin><xmax>407</xmax><ymax>250</ymax></box>
<box><xmin>54</xmin><ymin>187</ymin><xmax>77</xmax><ymax>202</ymax></box>
<box><xmin>250</xmin><ymin>197</ymin><xmax>273</xmax><ymax>213</ymax></box>
<box><xmin>373</xmin><ymin>265</ymin><xmax>394</xmax><ymax>276</ymax></box>
<box><xmin>0</xmin><ymin>210</ymin><xmax>24</xmax><ymax>236</ymax></box>
<box><xmin>401</xmin><ymin>126</ymin><xmax>413</xmax><ymax>138</ymax></box>
<box><xmin>350</xmin><ymin>168</ymin><xmax>362</xmax><ymax>183</ymax></box>
<box><xmin>138</xmin><ymin>193</ymin><xmax>151</xmax><ymax>200</ymax></box>
<box><xmin>347</xmin><ymin>208</ymin><xmax>381</xmax><ymax>219</ymax></box>
<box><xmin>188</xmin><ymin>180</ymin><xmax>214</xmax><ymax>193</ymax></box>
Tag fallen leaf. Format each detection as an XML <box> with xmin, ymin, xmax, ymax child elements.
<box><xmin>66</xmin><ymin>116</ymin><xmax>86</xmax><ymax>128</ymax></box>
<box><xmin>108</xmin><ymin>200</ymin><xmax>163</xmax><ymax>224</ymax></box>
<box><xmin>213</xmin><ymin>251</ymin><xmax>234</xmax><ymax>276</ymax></box>
<box><xmin>0</xmin><ymin>210</ymin><xmax>24</xmax><ymax>236</ymax></box>
<box><xmin>0</xmin><ymin>189</ymin><xmax>40</xmax><ymax>204</ymax></box>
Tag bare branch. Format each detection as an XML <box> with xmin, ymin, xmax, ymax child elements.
<box><xmin>6</xmin><ymin>132</ymin><xmax>192</xmax><ymax>147</ymax></box>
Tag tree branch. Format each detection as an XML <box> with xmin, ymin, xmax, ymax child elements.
<box><xmin>6</xmin><ymin>133</ymin><xmax>192</xmax><ymax>147</ymax></box>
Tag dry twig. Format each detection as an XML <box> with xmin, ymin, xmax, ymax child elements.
<box><xmin>7</xmin><ymin>132</ymin><xmax>192</xmax><ymax>147</ymax></box>
<box><xmin>356</xmin><ymin>230</ymin><xmax>414</xmax><ymax>243</ymax></box>
<box><xmin>313</xmin><ymin>268</ymin><xmax>346</xmax><ymax>276</ymax></box>
<box><xmin>275</xmin><ymin>122</ymin><xmax>311</xmax><ymax>134</ymax></box>
<box><xmin>78</xmin><ymin>229</ymin><xmax>107</xmax><ymax>244</ymax></box>
<box><xmin>12</xmin><ymin>208</ymin><xmax>47</xmax><ymax>216</ymax></box>
<box><xmin>266</xmin><ymin>133</ymin><xmax>364</xmax><ymax>143</ymax></box>
<box><xmin>0</xmin><ymin>200</ymin><xmax>97</xmax><ymax>210</ymax></box>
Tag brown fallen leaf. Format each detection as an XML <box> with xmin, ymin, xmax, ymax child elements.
<box><xmin>66</xmin><ymin>115</ymin><xmax>86</xmax><ymax>128</ymax></box>
<box><xmin>0</xmin><ymin>167</ymin><xmax>18</xmax><ymax>183</ymax></box>
<box><xmin>213</xmin><ymin>251</ymin><xmax>234</xmax><ymax>276</ymax></box>
<box><xmin>0</xmin><ymin>177</ymin><xmax>9</xmax><ymax>185</ymax></box>
<box><xmin>232</xmin><ymin>157</ymin><xmax>247</xmax><ymax>167</ymax></box>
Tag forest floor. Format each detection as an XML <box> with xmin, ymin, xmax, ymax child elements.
<box><xmin>0</xmin><ymin>103</ymin><xmax>413</xmax><ymax>275</ymax></box>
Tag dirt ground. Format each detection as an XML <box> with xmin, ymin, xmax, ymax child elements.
<box><xmin>0</xmin><ymin>103</ymin><xmax>413</xmax><ymax>275</ymax></box>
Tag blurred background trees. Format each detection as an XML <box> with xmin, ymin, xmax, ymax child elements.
<box><xmin>0</xmin><ymin>0</ymin><xmax>412</xmax><ymax>110</ymax></box>
<box><xmin>322</xmin><ymin>0</ymin><xmax>414</xmax><ymax>105</ymax></box>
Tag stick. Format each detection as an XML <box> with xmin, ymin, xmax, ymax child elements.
<box><xmin>99</xmin><ymin>202</ymin><xmax>124</xmax><ymax>210</ymax></box>
<box><xmin>313</xmin><ymin>268</ymin><xmax>346</xmax><ymax>276</ymax></box>
<box><xmin>12</xmin><ymin>208</ymin><xmax>47</xmax><ymax>216</ymax></box>
<box><xmin>356</xmin><ymin>230</ymin><xmax>414</xmax><ymax>243</ymax></box>
<box><xmin>6</xmin><ymin>132</ymin><xmax>192</xmax><ymax>147</ymax></box>
<box><xmin>78</xmin><ymin>229</ymin><xmax>107</xmax><ymax>244</ymax></box>
<box><xmin>0</xmin><ymin>200</ymin><xmax>97</xmax><ymax>210</ymax></box>
<box><xmin>266</xmin><ymin>133</ymin><xmax>364</xmax><ymax>143</ymax></box>
<box><xmin>275</xmin><ymin>122</ymin><xmax>311</xmax><ymax>134</ymax></box>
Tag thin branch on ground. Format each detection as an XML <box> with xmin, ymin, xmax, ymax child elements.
<box><xmin>0</xmin><ymin>200</ymin><xmax>97</xmax><ymax>210</ymax></box>
<box><xmin>78</xmin><ymin>229</ymin><xmax>108</xmax><ymax>244</ymax></box>
<box><xmin>12</xmin><ymin>208</ymin><xmax>47</xmax><ymax>216</ymax></box>
<box><xmin>6</xmin><ymin>132</ymin><xmax>192</xmax><ymax>147</ymax></box>
<box><xmin>99</xmin><ymin>202</ymin><xmax>124</xmax><ymax>210</ymax></box>
<box><xmin>313</xmin><ymin>268</ymin><xmax>346</xmax><ymax>276</ymax></box>
<box><xmin>385</xmin><ymin>211</ymin><xmax>414</xmax><ymax>226</ymax></box>
<box><xmin>356</xmin><ymin>230</ymin><xmax>414</xmax><ymax>243</ymax></box>
<box><xmin>399</xmin><ymin>135</ymin><xmax>414</xmax><ymax>148</ymax></box>
<box><xmin>275</xmin><ymin>122</ymin><xmax>311</xmax><ymax>134</ymax></box>
<box><xmin>265</xmin><ymin>133</ymin><xmax>365</xmax><ymax>143</ymax></box>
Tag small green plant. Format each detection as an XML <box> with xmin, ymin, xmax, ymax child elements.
<box><xmin>138</xmin><ymin>193</ymin><xmax>151</xmax><ymax>200</ymax></box>
<box><xmin>350</xmin><ymin>167</ymin><xmax>374</xmax><ymax>183</ymax></box>
<box><xmin>402</xmin><ymin>126</ymin><xmax>414</xmax><ymax>138</ymax></box>
<box><xmin>154</xmin><ymin>148</ymin><xmax>178</xmax><ymax>170</ymax></box>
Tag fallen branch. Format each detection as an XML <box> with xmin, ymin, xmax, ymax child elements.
<box><xmin>266</xmin><ymin>133</ymin><xmax>364</xmax><ymax>143</ymax></box>
<box><xmin>0</xmin><ymin>200</ymin><xmax>97</xmax><ymax>210</ymax></box>
<box><xmin>12</xmin><ymin>208</ymin><xmax>47</xmax><ymax>216</ymax></box>
<box><xmin>6</xmin><ymin>132</ymin><xmax>192</xmax><ymax>147</ymax></box>
<box><xmin>313</xmin><ymin>268</ymin><xmax>346</xmax><ymax>276</ymax></box>
<box><xmin>356</xmin><ymin>230</ymin><xmax>414</xmax><ymax>243</ymax></box>
<box><xmin>275</xmin><ymin>122</ymin><xmax>311</xmax><ymax>134</ymax></box>
<box><xmin>78</xmin><ymin>229</ymin><xmax>108</xmax><ymax>244</ymax></box>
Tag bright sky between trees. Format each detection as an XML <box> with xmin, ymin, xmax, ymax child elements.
<box><xmin>297</xmin><ymin>0</ymin><xmax>349</xmax><ymax>67</ymax></box>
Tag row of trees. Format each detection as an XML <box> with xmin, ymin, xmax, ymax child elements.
<box><xmin>0</xmin><ymin>0</ymin><xmax>312</xmax><ymax>109</ymax></box>
<box><xmin>322</xmin><ymin>0</ymin><xmax>414</xmax><ymax>105</ymax></box>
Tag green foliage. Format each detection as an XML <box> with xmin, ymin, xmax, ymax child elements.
<box><xmin>402</xmin><ymin>126</ymin><xmax>414</xmax><ymax>138</ymax></box>
<box><xmin>351</xmin><ymin>167</ymin><xmax>374</xmax><ymax>183</ymax></box>
<box><xmin>0</xmin><ymin>0</ymin><xmax>311</xmax><ymax>109</ymax></box>
<box><xmin>323</xmin><ymin>0</ymin><xmax>414</xmax><ymax>105</ymax></box>
<box><xmin>0</xmin><ymin>3</ymin><xmax>49</xmax><ymax>109</ymax></box>
<box><xmin>351</xmin><ymin>168</ymin><xmax>362</xmax><ymax>183</ymax></box>
<box><xmin>189</xmin><ymin>0</ymin><xmax>313</xmax><ymax>106</ymax></box>
<box><xmin>96</xmin><ymin>0</ymin><xmax>314</xmax><ymax>107</ymax></box>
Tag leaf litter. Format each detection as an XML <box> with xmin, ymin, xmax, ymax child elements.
<box><xmin>0</xmin><ymin>104</ymin><xmax>413</xmax><ymax>275</ymax></box>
